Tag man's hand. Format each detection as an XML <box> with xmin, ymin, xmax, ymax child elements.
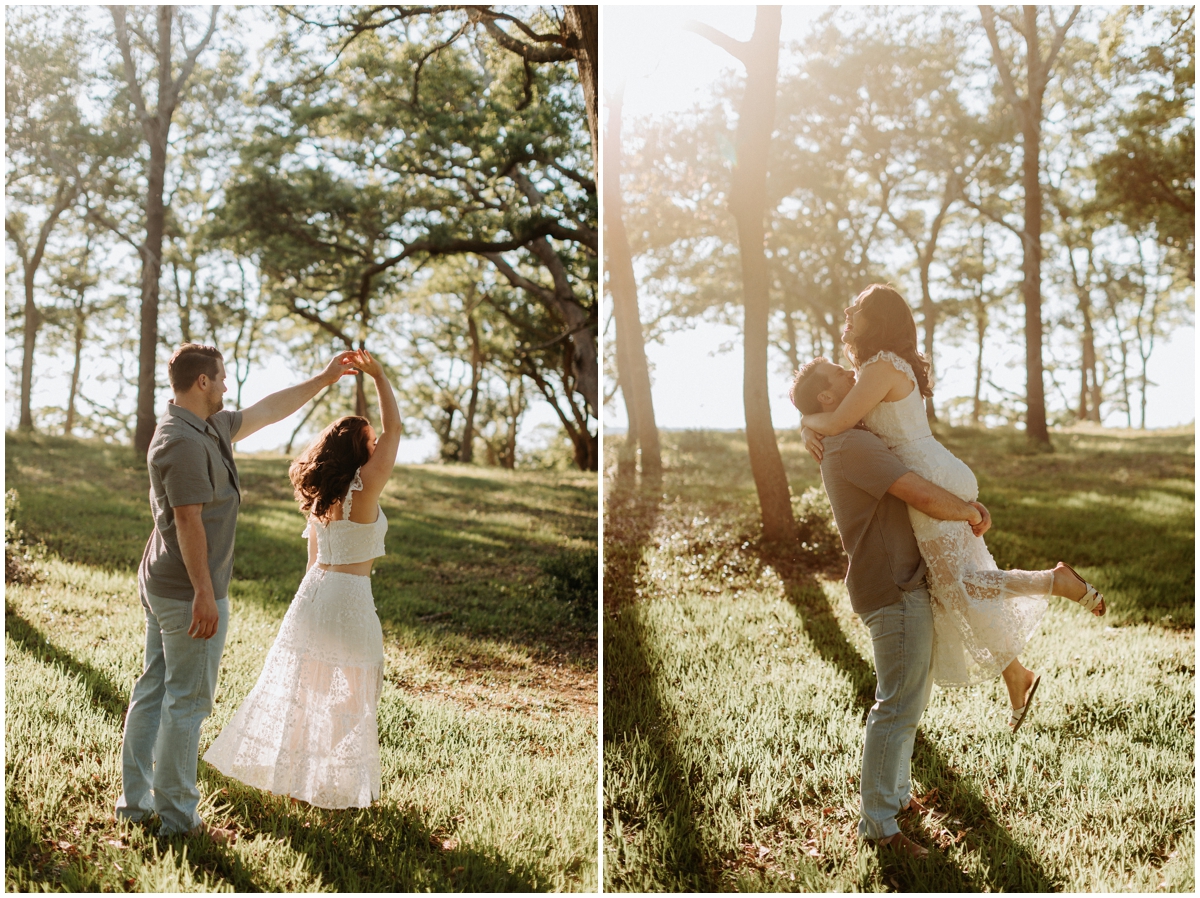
<box><xmin>888</xmin><ymin>472</ymin><xmax>988</xmax><ymax>528</ymax></box>
<box><xmin>319</xmin><ymin>352</ymin><xmax>359</xmax><ymax>386</ymax></box>
<box><xmin>176</xmin><ymin>504</ymin><xmax>219</xmax><ymax>637</ymax></box>
<box><xmin>801</xmin><ymin>425</ymin><xmax>825</xmax><ymax>463</ymax></box>
<box><xmin>188</xmin><ymin>591</ymin><xmax>219</xmax><ymax>639</ymax></box>
<box><xmin>967</xmin><ymin>501</ymin><xmax>991</xmax><ymax>537</ymax></box>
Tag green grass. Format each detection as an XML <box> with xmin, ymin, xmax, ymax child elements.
<box><xmin>604</xmin><ymin>425</ymin><xmax>1194</xmax><ymax>892</ymax></box>
<box><xmin>5</xmin><ymin>430</ymin><xmax>597</xmax><ymax>892</ymax></box>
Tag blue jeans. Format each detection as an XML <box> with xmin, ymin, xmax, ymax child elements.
<box><xmin>115</xmin><ymin>589</ymin><xmax>229</xmax><ymax>835</ymax></box>
<box><xmin>857</xmin><ymin>585</ymin><xmax>934</xmax><ymax>840</ymax></box>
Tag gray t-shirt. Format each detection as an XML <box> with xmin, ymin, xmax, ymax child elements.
<box><xmin>139</xmin><ymin>404</ymin><xmax>243</xmax><ymax>600</ymax></box>
<box><xmin>820</xmin><ymin>429</ymin><xmax>928</xmax><ymax>615</ymax></box>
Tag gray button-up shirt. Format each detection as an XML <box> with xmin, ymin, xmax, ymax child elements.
<box><xmin>820</xmin><ymin>429</ymin><xmax>928</xmax><ymax>615</ymax></box>
<box><xmin>138</xmin><ymin>403</ymin><xmax>243</xmax><ymax>601</ymax></box>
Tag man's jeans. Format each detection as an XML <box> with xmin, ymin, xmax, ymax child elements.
<box><xmin>857</xmin><ymin>585</ymin><xmax>934</xmax><ymax>841</ymax></box>
<box><xmin>115</xmin><ymin>589</ymin><xmax>229</xmax><ymax>835</ymax></box>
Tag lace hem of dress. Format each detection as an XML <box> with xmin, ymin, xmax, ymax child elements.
<box><xmin>910</xmin><ymin>510</ymin><xmax>1050</xmax><ymax>686</ymax></box>
<box><xmin>863</xmin><ymin>350</ymin><xmax>918</xmax><ymax>390</ymax></box>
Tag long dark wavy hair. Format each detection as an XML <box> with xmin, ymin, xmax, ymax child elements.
<box><xmin>843</xmin><ymin>284</ymin><xmax>934</xmax><ymax>399</ymax></box>
<box><xmin>289</xmin><ymin>416</ymin><xmax>372</xmax><ymax>521</ymax></box>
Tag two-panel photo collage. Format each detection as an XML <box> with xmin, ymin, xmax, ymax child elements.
<box><xmin>5</xmin><ymin>3</ymin><xmax>1194</xmax><ymax>894</ymax></box>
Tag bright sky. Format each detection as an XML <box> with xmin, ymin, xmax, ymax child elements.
<box><xmin>602</xmin><ymin>4</ymin><xmax>1195</xmax><ymax>432</ymax></box>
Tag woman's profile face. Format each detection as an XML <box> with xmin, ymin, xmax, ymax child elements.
<box><xmin>365</xmin><ymin>424</ymin><xmax>378</xmax><ymax>457</ymax></box>
<box><xmin>842</xmin><ymin>295</ymin><xmax>869</xmax><ymax>345</ymax></box>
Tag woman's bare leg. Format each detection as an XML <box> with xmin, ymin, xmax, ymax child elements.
<box><xmin>1051</xmin><ymin>562</ymin><xmax>1106</xmax><ymax>615</ymax></box>
<box><xmin>1001</xmin><ymin>658</ymin><xmax>1037</xmax><ymax>711</ymax></box>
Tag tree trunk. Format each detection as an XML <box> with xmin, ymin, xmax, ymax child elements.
<box><xmin>525</xmin><ymin>238</ymin><xmax>599</xmax><ymax>414</ymax></box>
<box><xmin>604</xmin><ymin>93</ymin><xmax>662</xmax><ymax>484</ymax></box>
<box><xmin>693</xmin><ymin>6</ymin><xmax>796</xmax><ymax>544</ymax></box>
<box><xmin>980</xmin><ymin>5</ymin><xmax>1080</xmax><ymax>449</ymax></box>
<box><xmin>133</xmin><ymin>36</ymin><xmax>171</xmax><ymax>454</ymax></box>
<box><xmin>1117</xmin><ymin>337</ymin><xmax>1132</xmax><ymax>428</ymax></box>
<box><xmin>14</xmin><ymin>182</ymin><xmax>76</xmax><ymax>431</ymax></box>
<box><xmin>355</xmin><ymin>370</ymin><xmax>368</xmax><ymax>418</ymax></box>
<box><xmin>504</xmin><ymin>377</ymin><xmax>522</xmax><ymax>469</ymax></box>
<box><xmin>1019</xmin><ymin>111</ymin><xmax>1050</xmax><ymax>446</ymax></box>
<box><xmin>19</xmin><ymin>266</ymin><xmax>42</xmax><ymax>432</ymax></box>
<box><xmin>973</xmin><ymin>293</ymin><xmax>987</xmax><ymax>426</ymax></box>
<box><xmin>114</xmin><ymin>5</ymin><xmax>219</xmax><ymax>454</ymax></box>
<box><xmin>918</xmin><ymin>252</ymin><xmax>939</xmax><ymax>423</ymax></box>
<box><xmin>564</xmin><ymin>6</ymin><xmax>598</xmax><ymax>172</ymax></box>
<box><xmin>784</xmin><ymin>307</ymin><xmax>800</xmax><ymax>426</ymax></box>
<box><xmin>66</xmin><ymin>306</ymin><xmax>86</xmax><ymax>436</ymax></box>
<box><xmin>1078</xmin><ymin>295</ymin><xmax>1099</xmax><ymax>422</ymax></box>
<box><xmin>461</xmin><ymin>312</ymin><xmax>482</xmax><ymax>463</ymax></box>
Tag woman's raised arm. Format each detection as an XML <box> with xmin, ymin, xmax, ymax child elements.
<box><xmin>354</xmin><ymin>349</ymin><xmax>402</xmax><ymax>497</ymax></box>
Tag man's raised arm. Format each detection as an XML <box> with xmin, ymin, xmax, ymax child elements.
<box><xmin>233</xmin><ymin>353</ymin><xmax>358</xmax><ymax>443</ymax></box>
<box><xmin>888</xmin><ymin>473</ymin><xmax>991</xmax><ymax>537</ymax></box>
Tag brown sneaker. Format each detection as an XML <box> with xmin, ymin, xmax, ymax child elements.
<box><xmin>877</xmin><ymin>831</ymin><xmax>928</xmax><ymax>859</ymax></box>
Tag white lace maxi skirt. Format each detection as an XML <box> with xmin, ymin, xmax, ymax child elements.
<box><xmin>204</xmin><ymin>568</ymin><xmax>385</xmax><ymax>808</ymax></box>
<box><xmin>894</xmin><ymin>438</ymin><xmax>1051</xmax><ymax>687</ymax></box>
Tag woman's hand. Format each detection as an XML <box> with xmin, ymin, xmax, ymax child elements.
<box><xmin>967</xmin><ymin>501</ymin><xmax>991</xmax><ymax>537</ymax></box>
<box><xmin>353</xmin><ymin>348</ymin><xmax>383</xmax><ymax>379</ymax></box>
<box><xmin>801</xmin><ymin>425</ymin><xmax>825</xmax><ymax>463</ymax></box>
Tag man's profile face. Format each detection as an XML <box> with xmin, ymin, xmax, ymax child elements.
<box><xmin>819</xmin><ymin>361</ymin><xmax>855</xmax><ymax>408</ymax></box>
<box><xmin>203</xmin><ymin>361</ymin><xmax>228</xmax><ymax>417</ymax></box>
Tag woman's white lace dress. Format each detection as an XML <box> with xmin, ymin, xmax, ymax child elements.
<box><xmin>860</xmin><ymin>352</ymin><xmax>1050</xmax><ymax>686</ymax></box>
<box><xmin>204</xmin><ymin>469</ymin><xmax>386</xmax><ymax>807</ymax></box>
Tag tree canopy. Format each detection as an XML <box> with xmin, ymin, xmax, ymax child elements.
<box><xmin>6</xmin><ymin>5</ymin><xmax>597</xmax><ymax>469</ymax></box>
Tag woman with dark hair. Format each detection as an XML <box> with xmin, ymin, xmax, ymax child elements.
<box><xmin>796</xmin><ymin>285</ymin><xmax>1104</xmax><ymax>732</ymax></box>
<box><xmin>204</xmin><ymin>349</ymin><xmax>401</xmax><ymax>807</ymax></box>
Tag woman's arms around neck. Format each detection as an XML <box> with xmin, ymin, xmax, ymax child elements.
<box><xmin>801</xmin><ymin>357</ymin><xmax>915</xmax><ymax>436</ymax></box>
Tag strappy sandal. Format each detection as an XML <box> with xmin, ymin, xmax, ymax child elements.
<box><xmin>1009</xmin><ymin>674</ymin><xmax>1040</xmax><ymax>734</ymax></box>
<box><xmin>1060</xmin><ymin>562</ymin><xmax>1106</xmax><ymax>616</ymax></box>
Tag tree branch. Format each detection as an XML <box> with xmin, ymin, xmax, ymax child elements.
<box><xmin>1041</xmin><ymin>5</ymin><xmax>1081</xmax><ymax>83</ymax></box>
<box><xmin>472</xmin><ymin>11</ymin><xmax>572</xmax><ymax>62</ymax></box>
<box><xmin>83</xmin><ymin>206</ymin><xmax>148</xmax><ymax>260</ymax></box>
<box><xmin>978</xmin><ymin>7</ymin><xmax>1024</xmax><ymax>112</ymax></box>
<box><xmin>683</xmin><ymin>19</ymin><xmax>750</xmax><ymax>66</ymax></box>
<box><xmin>109</xmin><ymin>7</ymin><xmax>153</xmax><ymax>130</ymax></box>
<box><xmin>959</xmin><ymin>192</ymin><xmax>1024</xmax><ymax>241</ymax></box>
<box><xmin>548</xmin><ymin>160</ymin><xmax>595</xmax><ymax>193</ymax></box>
<box><xmin>173</xmin><ymin>6</ymin><xmax>220</xmax><ymax>101</ymax></box>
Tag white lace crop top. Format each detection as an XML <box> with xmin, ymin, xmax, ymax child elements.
<box><xmin>301</xmin><ymin>468</ymin><xmax>387</xmax><ymax>565</ymax></box>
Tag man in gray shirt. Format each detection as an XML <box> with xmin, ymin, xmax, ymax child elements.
<box><xmin>791</xmin><ymin>358</ymin><xmax>992</xmax><ymax>859</ymax></box>
<box><xmin>115</xmin><ymin>343</ymin><xmax>357</xmax><ymax>839</ymax></box>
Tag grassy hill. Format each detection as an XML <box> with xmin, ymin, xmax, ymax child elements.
<box><xmin>6</xmin><ymin>431</ymin><xmax>598</xmax><ymax>892</ymax></box>
<box><xmin>604</xmin><ymin>424</ymin><xmax>1194</xmax><ymax>892</ymax></box>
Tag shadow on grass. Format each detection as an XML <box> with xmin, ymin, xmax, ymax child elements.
<box><xmin>764</xmin><ymin>546</ymin><xmax>1058</xmax><ymax>892</ymax></box>
<box><xmin>194</xmin><ymin>769</ymin><xmax>540</xmax><ymax>891</ymax></box>
<box><xmin>603</xmin><ymin>479</ymin><xmax>718</xmax><ymax>892</ymax></box>
<box><xmin>5</xmin><ymin>601</ymin><xmax>129</xmax><ymax>721</ymax></box>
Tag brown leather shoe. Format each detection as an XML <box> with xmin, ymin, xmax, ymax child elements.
<box><xmin>877</xmin><ymin>831</ymin><xmax>928</xmax><ymax>859</ymax></box>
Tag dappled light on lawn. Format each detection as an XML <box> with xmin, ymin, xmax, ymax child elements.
<box><xmin>5</xmin><ymin>432</ymin><xmax>597</xmax><ymax>891</ymax></box>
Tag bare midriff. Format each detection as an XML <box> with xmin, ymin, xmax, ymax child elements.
<box><xmin>314</xmin><ymin>559</ymin><xmax>375</xmax><ymax>577</ymax></box>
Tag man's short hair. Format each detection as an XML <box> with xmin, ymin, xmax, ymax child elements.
<box><xmin>790</xmin><ymin>357</ymin><xmax>832</xmax><ymax>415</ymax></box>
<box><xmin>168</xmin><ymin>344</ymin><xmax>223</xmax><ymax>393</ymax></box>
